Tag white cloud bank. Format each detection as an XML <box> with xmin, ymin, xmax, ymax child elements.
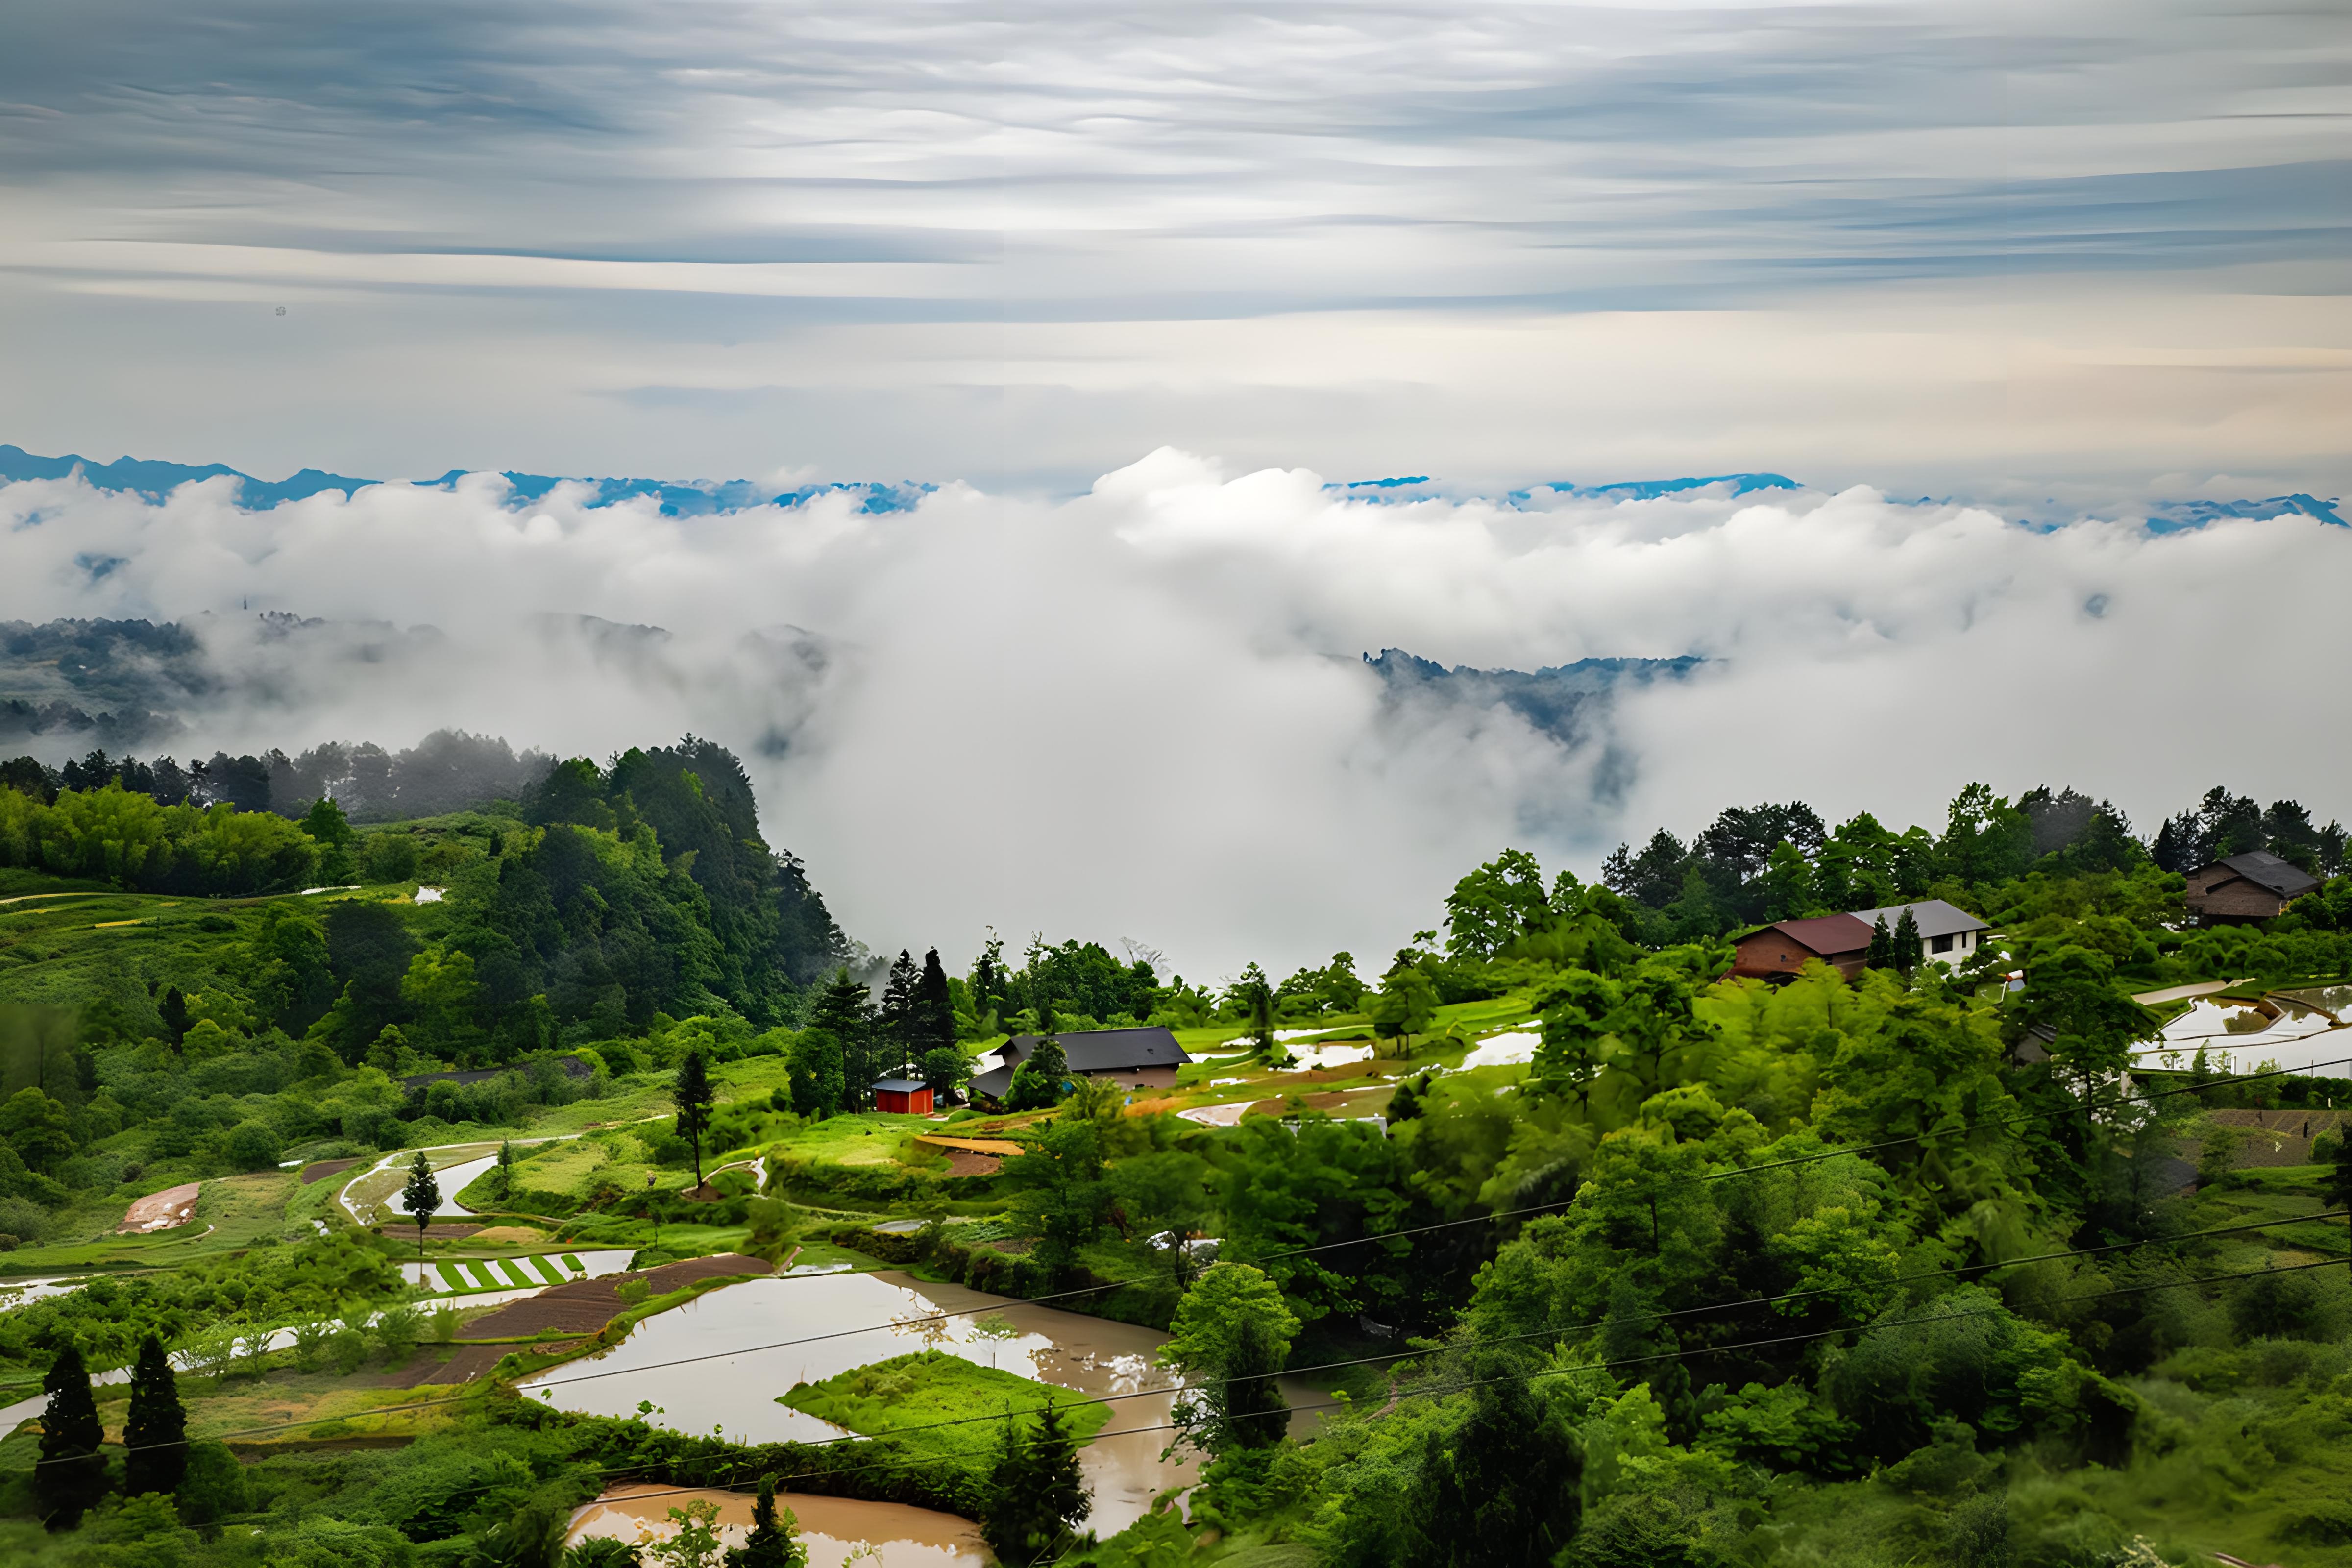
<box><xmin>2</xmin><ymin>454</ymin><xmax>2346</xmax><ymax>977</ymax></box>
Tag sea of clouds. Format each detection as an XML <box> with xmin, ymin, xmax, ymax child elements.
<box><xmin>2</xmin><ymin>452</ymin><xmax>2345</xmax><ymax>977</ymax></box>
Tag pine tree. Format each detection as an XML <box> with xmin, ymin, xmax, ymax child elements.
<box><xmin>123</xmin><ymin>1333</ymin><xmax>188</xmax><ymax>1499</ymax></box>
<box><xmin>880</xmin><ymin>950</ymin><xmax>921</xmax><ymax>1076</ymax></box>
<box><xmin>724</xmin><ymin>1475</ymin><xmax>807</xmax><ymax>1568</ymax></box>
<box><xmin>35</xmin><ymin>1345</ymin><xmax>108</xmax><ymax>1530</ymax></box>
<box><xmin>1865</xmin><ymin>915</ymin><xmax>1894</xmax><ymax>971</ymax></box>
<box><xmin>495</xmin><ymin>1138</ymin><xmax>515</xmax><ymax>1202</ymax></box>
<box><xmin>915</xmin><ymin>948</ymin><xmax>957</xmax><ymax>1056</ymax></box>
<box><xmin>810</xmin><ymin>968</ymin><xmax>877</xmax><ymax>1109</ymax></box>
<box><xmin>979</xmin><ymin>1402</ymin><xmax>1090</xmax><ymax>1561</ymax></box>
<box><xmin>1891</xmin><ymin>906</ymin><xmax>1921</xmax><ymax>976</ymax></box>
<box><xmin>400</xmin><ymin>1151</ymin><xmax>441</xmax><ymax>1257</ymax></box>
<box><xmin>674</xmin><ymin>1048</ymin><xmax>715</xmax><ymax>1190</ymax></box>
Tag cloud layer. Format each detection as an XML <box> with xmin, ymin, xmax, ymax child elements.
<box><xmin>3</xmin><ymin>457</ymin><xmax>2346</xmax><ymax>978</ymax></box>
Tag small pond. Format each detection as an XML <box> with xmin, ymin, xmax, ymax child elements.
<box><xmin>520</xmin><ymin>1270</ymin><xmax>1196</xmax><ymax>1535</ymax></box>
<box><xmin>1458</xmin><ymin>1031</ymin><xmax>1539</xmax><ymax>1069</ymax></box>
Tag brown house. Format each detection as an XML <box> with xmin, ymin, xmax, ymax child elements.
<box><xmin>2183</xmin><ymin>851</ymin><xmax>2320</xmax><ymax>924</ymax></box>
<box><xmin>1732</xmin><ymin>913</ymin><xmax>1874</xmax><ymax>981</ymax></box>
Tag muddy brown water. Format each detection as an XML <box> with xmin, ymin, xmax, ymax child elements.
<box><xmin>567</xmin><ymin>1482</ymin><xmax>987</xmax><ymax>1568</ymax></box>
<box><xmin>521</xmin><ymin>1269</ymin><xmax>1253</xmax><ymax>1536</ymax></box>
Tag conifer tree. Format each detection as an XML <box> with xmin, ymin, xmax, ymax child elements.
<box><xmin>123</xmin><ymin>1333</ymin><xmax>188</xmax><ymax>1499</ymax></box>
<box><xmin>915</xmin><ymin>947</ymin><xmax>957</xmax><ymax>1055</ymax></box>
<box><xmin>809</xmin><ymin>968</ymin><xmax>877</xmax><ymax>1109</ymax></box>
<box><xmin>1891</xmin><ymin>906</ymin><xmax>1922</xmax><ymax>976</ymax></box>
<box><xmin>35</xmin><ymin>1344</ymin><xmax>108</xmax><ymax>1530</ymax></box>
<box><xmin>673</xmin><ymin>1047</ymin><xmax>715</xmax><ymax>1190</ymax></box>
<box><xmin>979</xmin><ymin>1401</ymin><xmax>1090</xmax><ymax>1561</ymax></box>
<box><xmin>495</xmin><ymin>1138</ymin><xmax>515</xmax><ymax>1202</ymax></box>
<box><xmin>1865</xmin><ymin>915</ymin><xmax>1894</xmax><ymax>971</ymax></box>
<box><xmin>880</xmin><ymin>949</ymin><xmax>921</xmax><ymax>1075</ymax></box>
<box><xmin>724</xmin><ymin>1475</ymin><xmax>807</xmax><ymax>1568</ymax></box>
<box><xmin>400</xmin><ymin>1151</ymin><xmax>441</xmax><ymax>1257</ymax></box>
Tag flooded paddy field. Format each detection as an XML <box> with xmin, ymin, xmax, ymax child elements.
<box><xmin>2138</xmin><ymin>994</ymin><xmax>2351</xmax><ymax>1076</ymax></box>
<box><xmin>522</xmin><ymin>1269</ymin><xmax>1202</xmax><ymax>1535</ymax></box>
<box><xmin>567</xmin><ymin>1482</ymin><xmax>988</xmax><ymax>1568</ymax></box>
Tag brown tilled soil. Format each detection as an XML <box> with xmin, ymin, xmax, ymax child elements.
<box><xmin>376</xmin><ymin>1341</ymin><xmax>587</xmax><ymax>1388</ymax></box>
<box><xmin>941</xmin><ymin>1151</ymin><xmax>1002</xmax><ymax>1177</ymax></box>
<box><xmin>455</xmin><ymin>1253</ymin><xmax>773</xmax><ymax>1341</ymax></box>
<box><xmin>299</xmin><ymin>1158</ymin><xmax>364</xmax><ymax>1185</ymax></box>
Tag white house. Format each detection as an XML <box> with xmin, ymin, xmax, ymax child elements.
<box><xmin>1848</xmin><ymin>900</ymin><xmax>1991</xmax><ymax>970</ymax></box>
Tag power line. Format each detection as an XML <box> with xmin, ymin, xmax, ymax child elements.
<box><xmin>22</xmin><ymin>1205</ymin><xmax>2341</xmax><ymax>1460</ymax></box>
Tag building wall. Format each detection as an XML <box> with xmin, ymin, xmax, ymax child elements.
<box><xmin>2186</xmin><ymin>875</ymin><xmax>2290</xmax><ymax>923</ymax></box>
<box><xmin>1732</xmin><ymin>932</ymin><xmax>1864</xmax><ymax>981</ymax></box>
<box><xmin>1919</xmin><ymin>928</ymin><xmax>1986</xmax><ymax>970</ymax></box>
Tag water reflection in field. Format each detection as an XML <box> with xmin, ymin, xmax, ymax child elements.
<box><xmin>520</xmin><ymin>1270</ymin><xmax>1196</xmax><ymax>1534</ymax></box>
<box><xmin>566</xmin><ymin>1483</ymin><xmax>988</xmax><ymax>1568</ymax></box>
<box><xmin>2141</xmin><ymin>997</ymin><xmax>2349</xmax><ymax>1075</ymax></box>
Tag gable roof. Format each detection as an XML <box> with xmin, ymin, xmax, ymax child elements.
<box><xmin>1847</xmin><ymin>900</ymin><xmax>1991</xmax><ymax>940</ymax></box>
<box><xmin>1752</xmin><ymin>913</ymin><xmax>1873</xmax><ymax>957</ymax></box>
<box><xmin>969</xmin><ymin>1026</ymin><xmax>1191</xmax><ymax>1099</ymax></box>
<box><xmin>2202</xmin><ymin>851</ymin><xmax>2322</xmax><ymax>899</ymax></box>
<box><xmin>871</xmin><ymin>1078</ymin><xmax>928</xmax><ymax>1094</ymax></box>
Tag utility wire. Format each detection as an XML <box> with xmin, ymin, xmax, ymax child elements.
<box><xmin>21</xmin><ymin>1205</ymin><xmax>2343</xmax><ymax>1459</ymax></box>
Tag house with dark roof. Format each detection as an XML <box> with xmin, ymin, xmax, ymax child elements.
<box><xmin>1732</xmin><ymin>899</ymin><xmax>1992</xmax><ymax>982</ymax></box>
<box><xmin>968</xmin><ymin>1026</ymin><xmax>1191</xmax><ymax>1103</ymax></box>
<box><xmin>2184</xmin><ymin>851</ymin><xmax>2320</xmax><ymax>924</ymax></box>
<box><xmin>1731</xmin><ymin>914</ymin><xmax>1873</xmax><ymax>981</ymax></box>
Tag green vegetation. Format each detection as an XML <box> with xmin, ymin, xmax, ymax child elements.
<box><xmin>779</xmin><ymin>1348</ymin><xmax>1110</xmax><ymax>1471</ymax></box>
<box><xmin>6</xmin><ymin>773</ymin><xmax>2352</xmax><ymax>1568</ymax></box>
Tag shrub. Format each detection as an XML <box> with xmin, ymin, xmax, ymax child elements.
<box><xmin>225</xmin><ymin>1120</ymin><xmax>285</xmax><ymax>1171</ymax></box>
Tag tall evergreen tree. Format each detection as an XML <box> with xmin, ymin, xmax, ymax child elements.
<box><xmin>809</xmin><ymin>968</ymin><xmax>877</xmax><ymax>1109</ymax></box>
<box><xmin>400</xmin><ymin>1151</ymin><xmax>441</xmax><ymax>1257</ymax></box>
<box><xmin>879</xmin><ymin>949</ymin><xmax>921</xmax><ymax>1075</ymax></box>
<box><xmin>915</xmin><ymin>947</ymin><xmax>957</xmax><ymax>1056</ymax></box>
<box><xmin>1865</xmin><ymin>915</ymin><xmax>1894</xmax><ymax>971</ymax></box>
<box><xmin>495</xmin><ymin>1138</ymin><xmax>515</xmax><ymax>1202</ymax></box>
<box><xmin>1890</xmin><ymin>906</ymin><xmax>1921</xmax><ymax>976</ymax></box>
<box><xmin>673</xmin><ymin>1047</ymin><xmax>716</xmax><ymax>1190</ymax></box>
<box><xmin>979</xmin><ymin>1401</ymin><xmax>1090</xmax><ymax>1562</ymax></box>
<box><xmin>123</xmin><ymin>1333</ymin><xmax>188</xmax><ymax>1499</ymax></box>
<box><xmin>1218</xmin><ymin>1312</ymin><xmax>1291</xmax><ymax>1451</ymax></box>
<box><xmin>724</xmin><ymin>1475</ymin><xmax>807</xmax><ymax>1568</ymax></box>
<box><xmin>35</xmin><ymin>1344</ymin><xmax>108</xmax><ymax>1530</ymax></box>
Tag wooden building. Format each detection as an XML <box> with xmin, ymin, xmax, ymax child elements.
<box><xmin>871</xmin><ymin>1078</ymin><xmax>934</xmax><ymax>1115</ymax></box>
<box><xmin>968</xmin><ymin>1026</ymin><xmax>1192</xmax><ymax>1104</ymax></box>
<box><xmin>1731</xmin><ymin>913</ymin><xmax>1873</xmax><ymax>980</ymax></box>
<box><xmin>2183</xmin><ymin>851</ymin><xmax>2320</xmax><ymax>924</ymax></box>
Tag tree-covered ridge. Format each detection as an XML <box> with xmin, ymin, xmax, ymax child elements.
<box><xmin>1590</xmin><ymin>782</ymin><xmax>2347</xmax><ymax>946</ymax></box>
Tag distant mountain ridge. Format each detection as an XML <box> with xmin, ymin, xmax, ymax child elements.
<box><xmin>1363</xmin><ymin>648</ymin><xmax>1703</xmax><ymax>748</ymax></box>
<box><xmin>0</xmin><ymin>444</ymin><xmax>2339</xmax><ymax>530</ymax></box>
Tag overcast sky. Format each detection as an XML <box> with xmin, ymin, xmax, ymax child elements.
<box><xmin>2</xmin><ymin>2</ymin><xmax>2348</xmax><ymax>977</ymax></box>
<box><xmin>1</xmin><ymin>0</ymin><xmax>2345</xmax><ymax>497</ymax></box>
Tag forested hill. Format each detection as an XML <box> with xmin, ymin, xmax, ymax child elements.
<box><xmin>0</xmin><ymin>735</ymin><xmax>848</xmax><ymax>1045</ymax></box>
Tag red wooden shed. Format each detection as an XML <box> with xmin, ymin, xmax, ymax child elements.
<box><xmin>872</xmin><ymin>1078</ymin><xmax>934</xmax><ymax>1115</ymax></box>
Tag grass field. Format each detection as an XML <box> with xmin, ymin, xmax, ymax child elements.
<box><xmin>777</xmin><ymin>1348</ymin><xmax>1112</xmax><ymax>1469</ymax></box>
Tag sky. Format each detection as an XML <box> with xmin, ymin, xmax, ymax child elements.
<box><xmin>0</xmin><ymin>2</ymin><xmax>2347</xmax><ymax>977</ymax></box>
<box><xmin>0</xmin><ymin>0</ymin><xmax>2345</xmax><ymax>497</ymax></box>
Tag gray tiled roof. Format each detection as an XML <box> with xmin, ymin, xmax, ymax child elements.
<box><xmin>2209</xmin><ymin>851</ymin><xmax>2322</xmax><ymax>899</ymax></box>
<box><xmin>1847</xmin><ymin>899</ymin><xmax>1991</xmax><ymax>940</ymax></box>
